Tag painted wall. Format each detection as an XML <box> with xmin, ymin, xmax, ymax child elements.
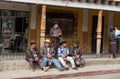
<box><xmin>36</xmin><ymin>5</ymin><xmax>120</xmax><ymax>53</ymax></box>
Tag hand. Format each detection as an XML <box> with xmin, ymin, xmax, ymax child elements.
<box><xmin>53</xmin><ymin>34</ymin><xmax>58</xmax><ymax>37</ymax></box>
<box><xmin>35</xmin><ymin>57</ymin><xmax>39</xmax><ymax>62</ymax></box>
<box><xmin>62</xmin><ymin>55</ymin><xmax>67</xmax><ymax>58</ymax></box>
<box><xmin>63</xmin><ymin>58</ymin><xmax>67</xmax><ymax>61</ymax></box>
<box><xmin>76</xmin><ymin>55</ymin><xmax>80</xmax><ymax>59</ymax></box>
<box><xmin>47</xmin><ymin>55</ymin><xmax>52</xmax><ymax>59</ymax></box>
<box><xmin>58</xmin><ymin>33</ymin><xmax>62</xmax><ymax>36</ymax></box>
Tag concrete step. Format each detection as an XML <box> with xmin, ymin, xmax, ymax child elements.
<box><xmin>1</xmin><ymin>64</ymin><xmax>120</xmax><ymax>79</ymax></box>
<box><xmin>1</xmin><ymin>58</ymin><xmax>120</xmax><ymax>71</ymax></box>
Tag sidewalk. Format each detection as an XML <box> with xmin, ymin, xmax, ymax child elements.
<box><xmin>0</xmin><ymin>64</ymin><xmax>120</xmax><ymax>79</ymax></box>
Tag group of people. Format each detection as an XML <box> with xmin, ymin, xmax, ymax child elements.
<box><xmin>109</xmin><ymin>26</ymin><xmax>120</xmax><ymax>59</ymax></box>
<box><xmin>25</xmin><ymin>21</ymin><xmax>85</xmax><ymax>71</ymax></box>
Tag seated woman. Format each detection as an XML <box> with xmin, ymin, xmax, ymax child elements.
<box><xmin>25</xmin><ymin>41</ymin><xmax>49</xmax><ymax>71</ymax></box>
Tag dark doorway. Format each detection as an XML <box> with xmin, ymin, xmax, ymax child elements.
<box><xmin>91</xmin><ymin>16</ymin><xmax>104</xmax><ymax>54</ymax></box>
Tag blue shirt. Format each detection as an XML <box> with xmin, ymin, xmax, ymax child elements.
<box><xmin>115</xmin><ymin>29</ymin><xmax>120</xmax><ymax>36</ymax></box>
<box><xmin>57</xmin><ymin>46</ymin><xmax>69</xmax><ymax>57</ymax></box>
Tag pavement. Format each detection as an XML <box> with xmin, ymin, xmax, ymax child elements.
<box><xmin>0</xmin><ymin>64</ymin><xmax>120</xmax><ymax>79</ymax></box>
<box><xmin>61</xmin><ymin>73</ymin><xmax>120</xmax><ymax>79</ymax></box>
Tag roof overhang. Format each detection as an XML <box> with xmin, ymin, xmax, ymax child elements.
<box><xmin>1</xmin><ymin>0</ymin><xmax>120</xmax><ymax>12</ymax></box>
<box><xmin>112</xmin><ymin>0</ymin><xmax>120</xmax><ymax>1</ymax></box>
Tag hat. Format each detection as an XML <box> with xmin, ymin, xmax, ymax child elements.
<box><xmin>73</xmin><ymin>40</ymin><xmax>79</xmax><ymax>44</ymax></box>
<box><xmin>53</xmin><ymin>21</ymin><xmax>59</xmax><ymax>26</ymax></box>
<box><xmin>44</xmin><ymin>39</ymin><xmax>51</xmax><ymax>43</ymax></box>
<box><xmin>60</xmin><ymin>41</ymin><xmax>67</xmax><ymax>45</ymax></box>
<box><xmin>30</xmin><ymin>40</ymin><xmax>36</xmax><ymax>45</ymax></box>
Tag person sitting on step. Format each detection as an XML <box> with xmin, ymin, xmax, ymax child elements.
<box><xmin>41</xmin><ymin>39</ymin><xmax>64</xmax><ymax>71</ymax></box>
<box><xmin>25</xmin><ymin>41</ymin><xmax>49</xmax><ymax>71</ymax></box>
<box><xmin>69</xmin><ymin>40</ymin><xmax>85</xmax><ymax>67</ymax></box>
<box><xmin>57</xmin><ymin>41</ymin><xmax>78</xmax><ymax>70</ymax></box>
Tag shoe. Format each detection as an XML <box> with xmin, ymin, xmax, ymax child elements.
<box><xmin>80</xmin><ymin>64</ymin><xmax>85</xmax><ymax>68</ymax></box>
<box><xmin>72</xmin><ymin>67</ymin><xmax>78</xmax><ymax>70</ymax></box>
<box><xmin>58</xmin><ymin>68</ymin><xmax>64</xmax><ymax>71</ymax></box>
<box><xmin>64</xmin><ymin>67</ymin><xmax>69</xmax><ymax>71</ymax></box>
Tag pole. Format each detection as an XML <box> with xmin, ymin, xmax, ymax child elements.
<box><xmin>96</xmin><ymin>10</ymin><xmax>103</xmax><ymax>57</ymax></box>
<box><xmin>40</xmin><ymin>5</ymin><xmax>46</xmax><ymax>48</ymax></box>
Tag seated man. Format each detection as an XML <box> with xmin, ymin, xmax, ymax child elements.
<box><xmin>41</xmin><ymin>39</ymin><xmax>64</xmax><ymax>71</ymax></box>
<box><xmin>57</xmin><ymin>41</ymin><xmax>78</xmax><ymax>70</ymax></box>
<box><xmin>25</xmin><ymin>41</ymin><xmax>49</xmax><ymax>71</ymax></box>
<box><xmin>69</xmin><ymin>40</ymin><xmax>85</xmax><ymax>67</ymax></box>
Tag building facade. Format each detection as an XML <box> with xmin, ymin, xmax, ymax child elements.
<box><xmin>0</xmin><ymin>0</ymin><xmax>120</xmax><ymax>54</ymax></box>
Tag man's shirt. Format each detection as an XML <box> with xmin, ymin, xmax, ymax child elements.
<box><xmin>57</xmin><ymin>46</ymin><xmax>69</xmax><ymax>57</ymax></box>
<box><xmin>50</xmin><ymin>27</ymin><xmax>62</xmax><ymax>37</ymax></box>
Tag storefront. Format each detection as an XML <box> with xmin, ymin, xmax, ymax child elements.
<box><xmin>0</xmin><ymin>2</ymin><xmax>30</xmax><ymax>53</ymax></box>
<box><xmin>0</xmin><ymin>10</ymin><xmax>29</xmax><ymax>52</ymax></box>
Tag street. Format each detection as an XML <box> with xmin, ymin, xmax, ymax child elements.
<box><xmin>61</xmin><ymin>73</ymin><xmax>120</xmax><ymax>79</ymax></box>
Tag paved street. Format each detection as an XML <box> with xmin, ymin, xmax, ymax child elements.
<box><xmin>0</xmin><ymin>64</ymin><xmax>120</xmax><ymax>79</ymax></box>
<box><xmin>61</xmin><ymin>73</ymin><xmax>120</xmax><ymax>79</ymax></box>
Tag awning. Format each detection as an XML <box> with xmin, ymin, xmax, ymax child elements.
<box><xmin>1</xmin><ymin>0</ymin><xmax>120</xmax><ymax>12</ymax></box>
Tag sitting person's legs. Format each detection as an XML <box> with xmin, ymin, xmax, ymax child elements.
<box><xmin>66</xmin><ymin>56</ymin><xmax>76</xmax><ymax>68</ymax></box>
<box><xmin>52</xmin><ymin>58</ymin><xmax>64</xmax><ymax>71</ymax></box>
<box><xmin>43</xmin><ymin>57</ymin><xmax>48</xmax><ymax>66</ymax></box>
<box><xmin>58</xmin><ymin>57</ymin><xmax>68</xmax><ymax>67</ymax></box>
<box><xmin>80</xmin><ymin>55</ymin><xmax>85</xmax><ymax>65</ymax></box>
<box><xmin>28</xmin><ymin>58</ymin><xmax>34</xmax><ymax>69</ymax></box>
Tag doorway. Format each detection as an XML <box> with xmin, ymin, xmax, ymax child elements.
<box><xmin>91</xmin><ymin>16</ymin><xmax>104</xmax><ymax>54</ymax></box>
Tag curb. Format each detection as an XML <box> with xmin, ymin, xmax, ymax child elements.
<box><xmin>15</xmin><ymin>69</ymin><xmax>120</xmax><ymax>79</ymax></box>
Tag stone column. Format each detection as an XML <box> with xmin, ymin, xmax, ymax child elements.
<box><xmin>29</xmin><ymin>5</ymin><xmax>37</xmax><ymax>43</ymax></box>
<box><xmin>40</xmin><ymin>5</ymin><xmax>46</xmax><ymax>48</ymax></box>
<box><xmin>96</xmin><ymin>10</ymin><xmax>103</xmax><ymax>57</ymax></box>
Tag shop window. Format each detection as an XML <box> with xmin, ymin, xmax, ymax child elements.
<box><xmin>3</xmin><ymin>10</ymin><xmax>15</xmax><ymax>16</ymax></box>
<box><xmin>46</xmin><ymin>12</ymin><xmax>76</xmax><ymax>37</ymax></box>
<box><xmin>0</xmin><ymin>10</ymin><xmax>29</xmax><ymax>51</ymax></box>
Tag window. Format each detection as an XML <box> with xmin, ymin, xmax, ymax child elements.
<box><xmin>108</xmin><ymin>1</ymin><xmax>113</xmax><ymax>5</ymax></box>
<box><xmin>94</xmin><ymin>0</ymin><xmax>98</xmax><ymax>4</ymax></box>
<box><xmin>46</xmin><ymin>12</ymin><xmax>76</xmax><ymax>37</ymax></box>
<box><xmin>115</xmin><ymin>2</ymin><xmax>119</xmax><ymax>6</ymax></box>
<box><xmin>101</xmin><ymin>0</ymin><xmax>105</xmax><ymax>4</ymax></box>
<box><xmin>0</xmin><ymin>10</ymin><xmax>29</xmax><ymax>50</ymax></box>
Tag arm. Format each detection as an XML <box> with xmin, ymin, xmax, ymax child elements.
<box><xmin>25</xmin><ymin>48</ymin><xmax>33</xmax><ymax>60</ymax></box>
<box><xmin>51</xmin><ymin>48</ymin><xmax>55</xmax><ymax>57</ymax></box>
<box><xmin>66</xmin><ymin>48</ymin><xmax>70</xmax><ymax>55</ymax></box>
<box><xmin>58</xmin><ymin>28</ymin><xmax>62</xmax><ymax>36</ymax></box>
<box><xmin>69</xmin><ymin>46</ymin><xmax>74</xmax><ymax>56</ymax></box>
<box><xmin>57</xmin><ymin>48</ymin><xmax>63</xmax><ymax>57</ymax></box>
<box><xmin>50</xmin><ymin>28</ymin><xmax>53</xmax><ymax>37</ymax></box>
<box><xmin>77</xmin><ymin>47</ymin><xmax>82</xmax><ymax>57</ymax></box>
<box><xmin>40</xmin><ymin>47</ymin><xmax>46</xmax><ymax>58</ymax></box>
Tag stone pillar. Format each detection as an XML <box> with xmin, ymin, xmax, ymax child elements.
<box><xmin>96</xmin><ymin>10</ymin><xmax>103</xmax><ymax>57</ymax></box>
<box><xmin>29</xmin><ymin>5</ymin><xmax>37</xmax><ymax>43</ymax></box>
<box><xmin>82</xmin><ymin>9</ymin><xmax>88</xmax><ymax>53</ymax></box>
<box><xmin>40</xmin><ymin>5</ymin><xmax>46</xmax><ymax>48</ymax></box>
